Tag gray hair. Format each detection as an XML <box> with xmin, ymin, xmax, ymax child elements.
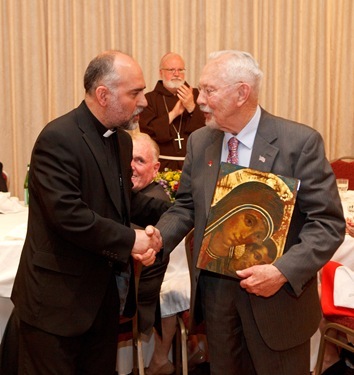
<box><xmin>132</xmin><ymin>132</ymin><xmax>160</xmax><ymax>162</ymax></box>
<box><xmin>208</xmin><ymin>50</ymin><xmax>263</xmax><ymax>95</ymax></box>
<box><xmin>159</xmin><ymin>52</ymin><xmax>185</xmax><ymax>69</ymax></box>
<box><xmin>84</xmin><ymin>50</ymin><xmax>122</xmax><ymax>94</ymax></box>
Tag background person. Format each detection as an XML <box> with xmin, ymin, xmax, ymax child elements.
<box><xmin>11</xmin><ymin>50</ymin><xmax>170</xmax><ymax>375</ymax></box>
<box><xmin>139</xmin><ymin>52</ymin><xmax>205</xmax><ymax>171</ymax></box>
<box><xmin>155</xmin><ymin>50</ymin><xmax>346</xmax><ymax>375</ymax></box>
<box><xmin>130</xmin><ymin>132</ymin><xmax>206</xmax><ymax>375</ymax></box>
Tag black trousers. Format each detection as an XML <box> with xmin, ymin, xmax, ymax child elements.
<box><xmin>0</xmin><ymin>308</ymin><xmax>19</xmax><ymax>375</ymax></box>
<box><xmin>17</xmin><ymin>276</ymin><xmax>120</xmax><ymax>375</ymax></box>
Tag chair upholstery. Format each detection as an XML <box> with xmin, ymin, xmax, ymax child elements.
<box><xmin>321</xmin><ymin>261</ymin><xmax>354</xmax><ymax>319</ymax></box>
<box><xmin>330</xmin><ymin>157</ymin><xmax>354</xmax><ymax>190</ymax></box>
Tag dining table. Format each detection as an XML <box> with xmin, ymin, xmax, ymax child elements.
<box><xmin>0</xmin><ymin>207</ymin><xmax>27</xmax><ymax>341</ymax></box>
<box><xmin>1</xmin><ymin>191</ymin><xmax>354</xmax><ymax>373</ymax></box>
<box><xmin>0</xmin><ymin>206</ymin><xmax>190</xmax><ymax>374</ymax></box>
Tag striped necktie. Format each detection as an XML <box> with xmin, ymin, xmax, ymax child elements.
<box><xmin>227</xmin><ymin>137</ymin><xmax>239</xmax><ymax>165</ymax></box>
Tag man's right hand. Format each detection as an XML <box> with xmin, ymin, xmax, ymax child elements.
<box><xmin>169</xmin><ymin>100</ymin><xmax>184</xmax><ymax>123</ymax></box>
<box><xmin>132</xmin><ymin>225</ymin><xmax>162</xmax><ymax>254</ymax></box>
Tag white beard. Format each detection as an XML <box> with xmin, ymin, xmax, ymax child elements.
<box><xmin>199</xmin><ymin>105</ymin><xmax>218</xmax><ymax>129</ymax></box>
<box><xmin>163</xmin><ymin>79</ymin><xmax>184</xmax><ymax>90</ymax></box>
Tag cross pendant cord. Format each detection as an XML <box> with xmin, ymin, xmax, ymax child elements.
<box><xmin>163</xmin><ymin>96</ymin><xmax>184</xmax><ymax>149</ymax></box>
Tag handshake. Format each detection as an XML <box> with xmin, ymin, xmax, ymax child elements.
<box><xmin>132</xmin><ymin>225</ymin><xmax>163</xmax><ymax>266</ymax></box>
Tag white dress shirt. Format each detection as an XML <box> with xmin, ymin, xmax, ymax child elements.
<box><xmin>221</xmin><ymin>105</ymin><xmax>261</xmax><ymax>168</ymax></box>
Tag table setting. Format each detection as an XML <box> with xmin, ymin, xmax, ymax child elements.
<box><xmin>310</xmin><ymin>180</ymin><xmax>354</xmax><ymax>370</ymax></box>
<box><xmin>333</xmin><ymin>180</ymin><xmax>354</xmax><ymax>266</ymax></box>
<box><xmin>0</xmin><ymin>193</ymin><xmax>28</xmax><ymax>341</ymax></box>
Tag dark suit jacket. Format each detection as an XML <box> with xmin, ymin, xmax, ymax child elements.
<box><xmin>157</xmin><ymin>108</ymin><xmax>346</xmax><ymax>351</ymax></box>
<box><xmin>11</xmin><ymin>101</ymin><xmax>170</xmax><ymax>337</ymax></box>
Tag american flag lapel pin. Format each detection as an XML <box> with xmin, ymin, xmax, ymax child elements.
<box><xmin>259</xmin><ymin>155</ymin><xmax>266</xmax><ymax>163</ymax></box>
<box><xmin>208</xmin><ymin>160</ymin><xmax>213</xmax><ymax>167</ymax></box>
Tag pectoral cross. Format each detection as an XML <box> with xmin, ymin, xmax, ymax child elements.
<box><xmin>174</xmin><ymin>132</ymin><xmax>184</xmax><ymax>149</ymax></box>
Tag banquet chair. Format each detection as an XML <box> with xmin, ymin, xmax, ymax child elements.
<box><xmin>117</xmin><ymin>260</ymin><xmax>144</xmax><ymax>375</ymax></box>
<box><xmin>174</xmin><ymin>229</ymin><xmax>194</xmax><ymax>375</ymax></box>
<box><xmin>118</xmin><ymin>315</ymin><xmax>144</xmax><ymax>375</ymax></box>
<box><xmin>330</xmin><ymin>156</ymin><xmax>354</xmax><ymax>190</ymax></box>
<box><xmin>175</xmin><ymin>310</ymin><xmax>207</xmax><ymax>375</ymax></box>
<box><xmin>173</xmin><ymin>229</ymin><xmax>207</xmax><ymax>375</ymax></box>
<box><xmin>175</xmin><ymin>312</ymin><xmax>189</xmax><ymax>375</ymax></box>
<box><xmin>315</xmin><ymin>261</ymin><xmax>354</xmax><ymax>374</ymax></box>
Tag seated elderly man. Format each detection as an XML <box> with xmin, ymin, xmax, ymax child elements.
<box><xmin>129</xmin><ymin>132</ymin><xmax>206</xmax><ymax>375</ymax></box>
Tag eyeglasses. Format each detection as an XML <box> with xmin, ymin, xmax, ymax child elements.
<box><xmin>161</xmin><ymin>68</ymin><xmax>186</xmax><ymax>74</ymax></box>
<box><xmin>198</xmin><ymin>82</ymin><xmax>244</xmax><ymax>98</ymax></box>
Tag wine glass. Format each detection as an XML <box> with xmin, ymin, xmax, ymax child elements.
<box><xmin>336</xmin><ymin>178</ymin><xmax>349</xmax><ymax>197</ymax></box>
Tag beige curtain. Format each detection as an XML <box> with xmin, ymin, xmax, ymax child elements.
<box><xmin>1</xmin><ymin>0</ymin><xmax>353</xmax><ymax>198</ymax></box>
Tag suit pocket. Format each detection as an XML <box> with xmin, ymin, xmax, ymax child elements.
<box><xmin>33</xmin><ymin>251</ymin><xmax>83</xmax><ymax>276</ymax></box>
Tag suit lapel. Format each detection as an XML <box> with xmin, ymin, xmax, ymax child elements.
<box><xmin>76</xmin><ymin>102</ymin><xmax>128</xmax><ymax>215</ymax></box>
<box><xmin>249</xmin><ymin>110</ymin><xmax>279</xmax><ymax>172</ymax></box>
<box><xmin>116</xmin><ymin>129</ymin><xmax>132</xmax><ymax>219</ymax></box>
<box><xmin>201</xmin><ymin>111</ymin><xmax>280</xmax><ymax>217</ymax></box>
<box><xmin>203</xmin><ymin>131</ymin><xmax>224</xmax><ymax>216</ymax></box>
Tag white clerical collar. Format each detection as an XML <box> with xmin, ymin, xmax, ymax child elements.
<box><xmin>103</xmin><ymin>128</ymin><xmax>117</xmax><ymax>137</ymax></box>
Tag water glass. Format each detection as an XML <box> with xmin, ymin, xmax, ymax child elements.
<box><xmin>337</xmin><ymin>178</ymin><xmax>349</xmax><ymax>194</ymax></box>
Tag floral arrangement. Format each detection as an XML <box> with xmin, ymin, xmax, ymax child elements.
<box><xmin>154</xmin><ymin>168</ymin><xmax>182</xmax><ymax>202</ymax></box>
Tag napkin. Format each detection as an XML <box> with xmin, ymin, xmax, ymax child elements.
<box><xmin>4</xmin><ymin>223</ymin><xmax>27</xmax><ymax>240</ymax></box>
<box><xmin>333</xmin><ymin>265</ymin><xmax>354</xmax><ymax>308</ymax></box>
<box><xmin>0</xmin><ymin>192</ymin><xmax>26</xmax><ymax>214</ymax></box>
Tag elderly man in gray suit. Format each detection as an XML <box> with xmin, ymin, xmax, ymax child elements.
<box><xmin>155</xmin><ymin>50</ymin><xmax>346</xmax><ymax>375</ymax></box>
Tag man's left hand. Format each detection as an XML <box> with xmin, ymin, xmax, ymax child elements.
<box><xmin>177</xmin><ymin>85</ymin><xmax>195</xmax><ymax>113</ymax></box>
<box><xmin>236</xmin><ymin>264</ymin><xmax>287</xmax><ymax>297</ymax></box>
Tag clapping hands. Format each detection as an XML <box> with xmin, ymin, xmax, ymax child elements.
<box><xmin>177</xmin><ymin>84</ymin><xmax>196</xmax><ymax>113</ymax></box>
<box><xmin>132</xmin><ymin>225</ymin><xmax>163</xmax><ymax>266</ymax></box>
<box><xmin>168</xmin><ymin>85</ymin><xmax>195</xmax><ymax>123</ymax></box>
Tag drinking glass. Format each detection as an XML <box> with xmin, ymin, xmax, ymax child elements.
<box><xmin>336</xmin><ymin>178</ymin><xmax>349</xmax><ymax>194</ymax></box>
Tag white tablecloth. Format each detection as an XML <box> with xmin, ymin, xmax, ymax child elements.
<box><xmin>160</xmin><ymin>239</ymin><xmax>190</xmax><ymax>317</ymax></box>
<box><xmin>0</xmin><ymin>208</ymin><xmax>28</xmax><ymax>341</ymax></box>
